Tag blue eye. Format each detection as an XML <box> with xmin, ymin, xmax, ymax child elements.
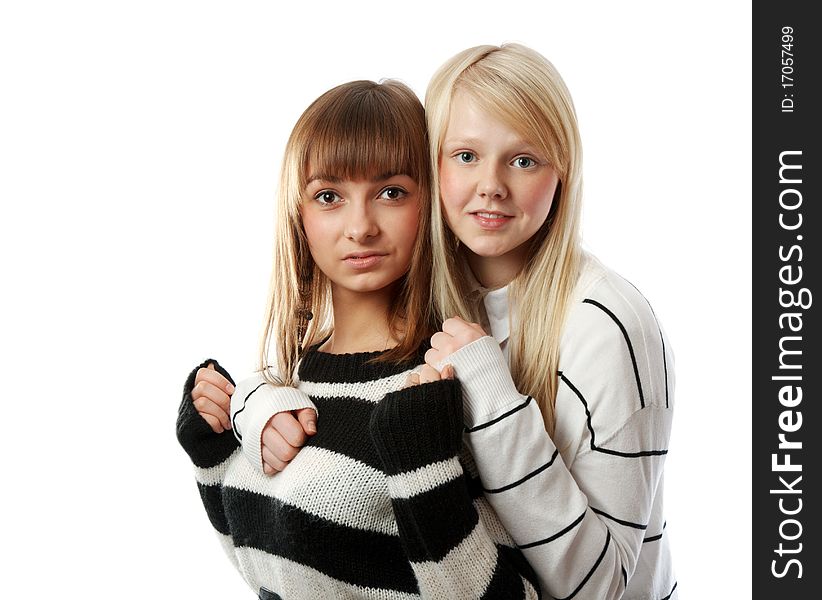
<box><xmin>456</xmin><ymin>152</ymin><xmax>476</xmax><ymax>164</ymax></box>
<box><xmin>513</xmin><ymin>156</ymin><xmax>536</xmax><ymax>168</ymax></box>
<box><xmin>379</xmin><ymin>186</ymin><xmax>407</xmax><ymax>201</ymax></box>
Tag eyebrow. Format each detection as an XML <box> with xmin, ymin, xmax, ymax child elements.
<box><xmin>443</xmin><ymin>137</ymin><xmax>542</xmax><ymax>156</ymax></box>
<box><xmin>305</xmin><ymin>171</ymin><xmax>406</xmax><ymax>185</ymax></box>
<box><xmin>442</xmin><ymin>137</ymin><xmax>483</xmax><ymax>147</ymax></box>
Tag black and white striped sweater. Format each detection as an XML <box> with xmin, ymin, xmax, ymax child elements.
<box><xmin>177</xmin><ymin>347</ymin><xmax>540</xmax><ymax>599</ymax></box>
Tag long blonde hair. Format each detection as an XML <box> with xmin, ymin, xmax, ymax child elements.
<box><xmin>259</xmin><ymin>80</ymin><xmax>435</xmax><ymax>385</ymax></box>
<box><xmin>426</xmin><ymin>44</ymin><xmax>583</xmax><ymax>434</ymax></box>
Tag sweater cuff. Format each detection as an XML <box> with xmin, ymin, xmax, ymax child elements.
<box><xmin>369</xmin><ymin>379</ymin><xmax>464</xmax><ymax>476</ymax></box>
<box><xmin>176</xmin><ymin>358</ymin><xmax>239</xmax><ymax>468</ymax></box>
<box><xmin>435</xmin><ymin>336</ymin><xmax>528</xmax><ymax>428</ymax></box>
<box><xmin>230</xmin><ymin>378</ymin><xmax>317</xmax><ymax>474</ymax></box>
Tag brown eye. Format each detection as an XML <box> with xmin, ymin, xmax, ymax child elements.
<box><xmin>314</xmin><ymin>190</ymin><xmax>341</xmax><ymax>205</ymax></box>
<box><xmin>379</xmin><ymin>187</ymin><xmax>407</xmax><ymax>201</ymax></box>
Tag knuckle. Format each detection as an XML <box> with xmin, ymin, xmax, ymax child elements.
<box><xmin>278</xmin><ymin>445</ymin><xmax>298</xmax><ymax>462</ymax></box>
<box><xmin>261</xmin><ymin>427</ymin><xmax>277</xmax><ymax>447</ymax></box>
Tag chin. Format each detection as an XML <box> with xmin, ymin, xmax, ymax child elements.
<box><xmin>465</xmin><ymin>239</ymin><xmax>513</xmax><ymax>259</ymax></box>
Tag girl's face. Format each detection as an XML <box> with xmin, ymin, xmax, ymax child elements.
<box><xmin>439</xmin><ymin>92</ymin><xmax>559</xmax><ymax>281</ymax></box>
<box><xmin>301</xmin><ymin>172</ymin><xmax>420</xmax><ymax>297</ymax></box>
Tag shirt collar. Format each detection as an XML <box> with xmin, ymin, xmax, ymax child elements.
<box><xmin>465</xmin><ymin>267</ymin><xmax>511</xmax><ymax>346</ymax></box>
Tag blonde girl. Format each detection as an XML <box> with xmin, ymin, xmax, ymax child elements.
<box><xmin>177</xmin><ymin>79</ymin><xmax>540</xmax><ymax>599</ymax></box>
<box><xmin>422</xmin><ymin>44</ymin><xmax>677</xmax><ymax>600</ymax></box>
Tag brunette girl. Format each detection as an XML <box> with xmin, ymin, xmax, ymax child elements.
<box><xmin>176</xmin><ymin>79</ymin><xmax>539</xmax><ymax>599</ymax></box>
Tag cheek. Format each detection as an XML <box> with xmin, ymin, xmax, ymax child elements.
<box><xmin>524</xmin><ymin>175</ymin><xmax>558</xmax><ymax>222</ymax></box>
<box><xmin>438</xmin><ymin>165</ymin><xmax>466</xmax><ymax>222</ymax></box>
<box><xmin>395</xmin><ymin>204</ymin><xmax>421</xmax><ymax>253</ymax></box>
<box><xmin>300</xmin><ymin>211</ymin><xmax>330</xmax><ymax>255</ymax></box>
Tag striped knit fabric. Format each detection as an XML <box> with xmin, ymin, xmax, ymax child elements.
<box><xmin>442</xmin><ymin>253</ymin><xmax>678</xmax><ymax>600</ymax></box>
<box><xmin>177</xmin><ymin>349</ymin><xmax>540</xmax><ymax>599</ymax></box>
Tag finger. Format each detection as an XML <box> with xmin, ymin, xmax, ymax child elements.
<box><xmin>441</xmin><ymin>316</ymin><xmax>470</xmax><ymax>335</ymax></box>
<box><xmin>424</xmin><ymin>347</ymin><xmax>445</xmax><ymax>368</ymax></box>
<box><xmin>262</xmin><ymin>425</ymin><xmax>300</xmax><ymax>463</ymax></box>
<box><xmin>441</xmin><ymin>364</ymin><xmax>455</xmax><ymax>380</ymax></box>
<box><xmin>442</xmin><ymin>316</ymin><xmax>486</xmax><ymax>338</ymax></box>
<box><xmin>444</xmin><ymin>318</ymin><xmax>487</xmax><ymax>347</ymax></box>
<box><xmin>192</xmin><ymin>380</ymin><xmax>232</xmax><ymax>416</ymax></box>
<box><xmin>199</xmin><ymin>412</ymin><xmax>224</xmax><ymax>434</ymax></box>
<box><xmin>261</xmin><ymin>444</ymin><xmax>288</xmax><ymax>473</ymax></box>
<box><xmin>295</xmin><ymin>408</ymin><xmax>318</xmax><ymax>435</ymax></box>
<box><xmin>418</xmin><ymin>364</ymin><xmax>442</xmax><ymax>385</ymax></box>
<box><xmin>270</xmin><ymin>412</ymin><xmax>308</xmax><ymax>447</ymax></box>
<box><xmin>403</xmin><ymin>372</ymin><xmax>421</xmax><ymax>389</ymax></box>
<box><xmin>430</xmin><ymin>331</ymin><xmax>454</xmax><ymax>352</ymax></box>
<box><xmin>196</xmin><ymin>366</ymin><xmax>235</xmax><ymax>395</ymax></box>
<box><xmin>193</xmin><ymin>396</ymin><xmax>231</xmax><ymax>431</ymax></box>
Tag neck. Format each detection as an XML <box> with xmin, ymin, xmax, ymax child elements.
<box><xmin>320</xmin><ymin>285</ymin><xmax>399</xmax><ymax>354</ymax></box>
<box><xmin>466</xmin><ymin>245</ymin><xmax>527</xmax><ymax>289</ymax></box>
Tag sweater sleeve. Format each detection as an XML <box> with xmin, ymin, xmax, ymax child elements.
<box><xmin>369</xmin><ymin>379</ymin><xmax>540</xmax><ymax>600</ymax></box>
<box><xmin>230</xmin><ymin>372</ymin><xmax>318</xmax><ymax>474</ymax></box>
<box><xmin>176</xmin><ymin>359</ymin><xmax>243</xmax><ymax>573</ymax></box>
<box><xmin>176</xmin><ymin>358</ymin><xmax>239</xmax><ymax>468</ymax></box>
<box><xmin>442</xmin><ymin>288</ymin><xmax>675</xmax><ymax>599</ymax></box>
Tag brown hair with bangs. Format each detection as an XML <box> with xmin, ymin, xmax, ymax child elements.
<box><xmin>258</xmin><ymin>79</ymin><xmax>435</xmax><ymax>385</ymax></box>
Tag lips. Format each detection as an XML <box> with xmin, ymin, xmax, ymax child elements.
<box><xmin>469</xmin><ymin>210</ymin><xmax>513</xmax><ymax>229</ymax></box>
<box><xmin>342</xmin><ymin>252</ymin><xmax>387</xmax><ymax>269</ymax></box>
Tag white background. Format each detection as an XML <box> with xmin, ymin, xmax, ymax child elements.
<box><xmin>1</xmin><ymin>1</ymin><xmax>750</xmax><ymax>597</ymax></box>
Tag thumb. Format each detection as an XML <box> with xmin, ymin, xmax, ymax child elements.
<box><xmin>442</xmin><ymin>364</ymin><xmax>455</xmax><ymax>380</ymax></box>
<box><xmin>296</xmin><ymin>408</ymin><xmax>318</xmax><ymax>435</ymax></box>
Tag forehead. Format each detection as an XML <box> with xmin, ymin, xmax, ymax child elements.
<box><xmin>444</xmin><ymin>92</ymin><xmax>533</xmax><ymax>148</ymax></box>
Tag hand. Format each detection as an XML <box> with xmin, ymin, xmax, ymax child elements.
<box><xmin>192</xmin><ymin>363</ymin><xmax>235</xmax><ymax>433</ymax></box>
<box><xmin>261</xmin><ymin>408</ymin><xmax>317</xmax><ymax>475</ymax></box>
<box><xmin>403</xmin><ymin>364</ymin><xmax>455</xmax><ymax>388</ymax></box>
<box><xmin>425</xmin><ymin>316</ymin><xmax>487</xmax><ymax>369</ymax></box>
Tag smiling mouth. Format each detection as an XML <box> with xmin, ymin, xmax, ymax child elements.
<box><xmin>472</xmin><ymin>211</ymin><xmax>510</xmax><ymax>219</ymax></box>
<box><xmin>470</xmin><ymin>211</ymin><xmax>513</xmax><ymax>229</ymax></box>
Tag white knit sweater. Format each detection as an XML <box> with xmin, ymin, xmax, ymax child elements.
<box><xmin>443</xmin><ymin>252</ymin><xmax>678</xmax><ymax>600</ymax></box>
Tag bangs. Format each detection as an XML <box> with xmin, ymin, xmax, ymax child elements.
<box><xmin>297</xmin><ymin>82</ymin><xmax>427</xmax><ymax>186</ymax></box>
<box><xmin>457</xmin><ymin>69</ymin><xmax>568</xmax><ymax>176</ymax></box>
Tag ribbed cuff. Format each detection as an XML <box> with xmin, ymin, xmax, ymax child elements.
<box><xmin>176</xmin><ymin>358</ymin><xmax>239</xmax><ymax>468</ymax></box>
<box><xmin>435</xmin><ymin>337</ymin><xmax>528</xmax><ymax>427</ymax></box>
<box><xmin>230</xmin><ymin>377</ymin><xmax>317</xmax><ymax>474</ymax></box>
<box><xmin>369</xmin><ymin>379</ymin><xmax>464</xmax><ymax>476</ymax></box>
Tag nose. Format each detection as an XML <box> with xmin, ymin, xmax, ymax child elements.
<box><xmin>343</xmin><ymin>201</ymin><xmax>379</xmax><ymax>242</ymax></box>
<box><xmin>477</xmin><ymin>163</ymin><xmax>508</xmax><ymax>200</ymax></box>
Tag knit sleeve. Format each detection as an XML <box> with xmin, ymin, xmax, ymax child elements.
<box><xmin>442</xmin><ymin>282</ymin><xmax>676</xmax><ymax>599</ymax></box>
<box><xmin>176</xmin><ymin>358</ymin><xmax>239</xmax><ymax>468</ymax></box>
<box><xmin>229</xmin><ymin>373</ymin><xmax>318</xmax><ymax>474</ymax></box>
<box><xmin>369</xmin><ymin>379</ymin><xmax>540</xmax><ymax>599</ymax></box>
<box><xmin>176</xmin><ymin>359</ymin><xmax>243</xmax><ymax>573</ymax></box>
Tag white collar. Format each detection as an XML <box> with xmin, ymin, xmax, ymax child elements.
<box><xmin>464</xmin><ymin>266</ymin><xmax>512</xmax><ymax>346</ymax></box>
<box><xmin>483</xmin><ymin>285</ymin><xmax>511</xmax><ymax>345</ymax></box>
